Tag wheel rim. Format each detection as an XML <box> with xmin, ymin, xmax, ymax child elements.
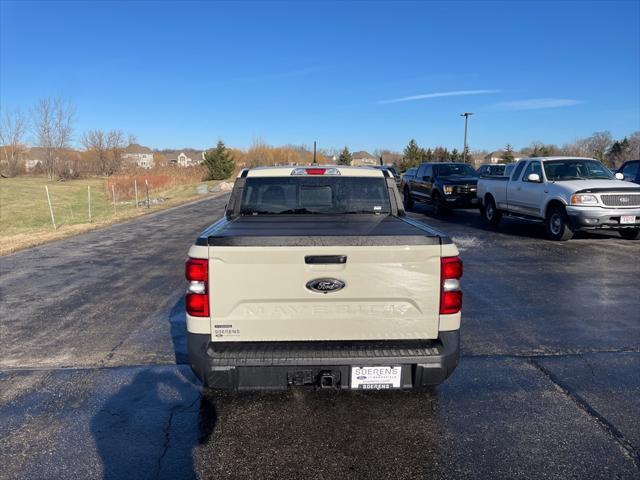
<box><xmin>550</xmin><ymin>213</ymin><xmax>562</xmax><ymax>235</ymax></box>
<box><xmin>486</xmin><ymin>203</ymin><xmax>494</xmax><ymax>220</ymax></box>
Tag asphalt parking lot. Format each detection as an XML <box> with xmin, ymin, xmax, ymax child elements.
<box><xmin>0</xmin><ymin>195</ymin><xmax>638</xmax><ymax>480</ymax></box>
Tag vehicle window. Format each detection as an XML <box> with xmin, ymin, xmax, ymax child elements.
<box><xmin>511</xmin><ymin>162</ymin><xmax>527</xmax><ymax>181</ymax></box>
<box><xmin>433</xmin><ymin>164</ymin><xmax>477</xmax><ymax>177</ymax></box>
<box><xmin>621</xmin><ymin>162</ymin><xmax>639</xmax><ymax>179</ymax></box>
<box><xmin>543</xmin><ymin>159</ymin><xmax>614</xmax><ymax>181</ymax></box>
<box><xmin>416</xmin><ymin>164</ymin><xmax>427</xmax><ymax>179</ymax></box>
<box><xmin>489</xmin><ymin>165</ymin><xmax>506</xmax><ymax>175</ymax></box>
<box><xmin>404</xmin><ymin>168</ymin><xmax>417</xmax><ymax>177</ymax></box>
<box><xmin>478</xmin><ymin>166</ymin><xmax>487</xmax><ymax>175</ymax></box>
<box><xmin>424</xmin><ymin>164</ymin><xmax>433</xmax><ymax>178</ymax></box>
<box><xmin>521</xmin><ymin>161</ymin><xmax>543</xmax><ymax>182</ymax></box>
<box><xmin>504</xmin><ymin>164</ymin><xmax>515</xmax><ymax>176</ymax></box>
<box><xmin>241</xmin><ymin>177</ymin><xmax>391</xmax><ymax>214</ymax></box>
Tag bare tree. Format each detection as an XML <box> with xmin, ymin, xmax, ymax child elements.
<box><xmin>627</xmin><ymin>131</ymin><xmax>640</xmax><ymax>159</ymax></box>
<box><xmin>81</xmin><ymin>129</ymin><xmax>109</xmax><ymax>175</ymax></box>
<box><xmin>0</xmin><ymin>108</ymin><xmax>28</xmax><ymax>177</ymax></box>
<box><xmin>584</xmin><ymin>131</ymin><xmax>613</xmax><ymax>163</ymax></box>
<box><xmin>32</xmin><ymin>97</ymin><xmax>75</xmax><ymax>180</ymax></box>
<box><xmin>562</xmin><ymin>131</ymin><xmax>614</xmax><ymax>164</ymax></box>
<box><xmin>107</xmin><ymin>129</ymin><xmax>126</xmax><ymax>174</ymax></box>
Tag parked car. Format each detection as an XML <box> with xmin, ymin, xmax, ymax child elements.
<box><xmin>402</xmin><ymin>162</ymin><xmax>479</xmax><ymax>215</ymax></box>
<box><xmin>477</xmin><ymin>157</ymin><xmax>640</xmax><ymax>240</ymax></box>
<box><xmin>373</xmin><ymin>165</ymin><xmax>401</xmax><ymax>186</ymax></box>
<box><xmin>185</xmin><ymin>165</ymin><xmax>462</xmax><ymax>390</ymax></box>
<box><xmin>616</xmin><ymin>160</ymin><xmax>640</xmax><ymax>184</ymax></box>
<box><xmin>477</xmin><ymin>163</ymin><xmax>515</xmax><ymax>177</ymax></box>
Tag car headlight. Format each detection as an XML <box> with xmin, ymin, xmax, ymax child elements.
<box><xmin>570</xmin><ymin>194</ymin><xmax>598</xmax><ymax>205</ymax></box>
<box><xmin>443</xmin><ymin>185</ymin><xmax>454</xmax><ymax>195</ymax></box>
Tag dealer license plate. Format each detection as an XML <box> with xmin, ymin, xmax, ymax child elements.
<box><xmin>351</xmin><ymin>366</ymin><xmax>402</xmax><ymax>389</ymax></box>
<box><xmin>620</xmin><ymin>215</ymin><xmax>636</xmax><ymax>224</ymax></box>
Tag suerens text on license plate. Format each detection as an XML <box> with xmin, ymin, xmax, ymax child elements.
<box><xmin>351</xmin><ymin>366</ymin><xmax>402</xmax><ymax>389</ymax></box>
<box><xmin>620</xmin><ymin>215</ymin><xmax>636</xmax><ymax>224</ymax></box>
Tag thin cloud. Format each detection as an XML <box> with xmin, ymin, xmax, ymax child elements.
<box><xmin>495</xmin><ymin>98</ymin><xmax>583</xmax><ymax>111</ymax></box>
<box><xmin>378</xmin><ymin>89</ymin><xmax>501</xmax><ymax>104</ymax></box>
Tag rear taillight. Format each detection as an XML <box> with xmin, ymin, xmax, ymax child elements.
<box><xmin>440</xmin><ymin>256</ymin><xmax>463</xmax><ymax>314</ymax></box>
<box><xmin>185</xmin><ymin>257</ymin><xmax>209</xmax><ymax>317</ymax></box>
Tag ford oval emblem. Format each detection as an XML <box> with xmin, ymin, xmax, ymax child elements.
<box><xmin>306</xmin><ymin>278</ymin><xmax>346</xmax><ymax>294</ymax></box>
<box><xmin>619</xmin><ymin>197</ymin><xmax>629</xmax><ymax>203</ymax></box>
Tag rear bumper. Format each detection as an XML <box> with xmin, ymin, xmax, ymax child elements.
<box><xmin>566</xmin><ymin>206</ymin><xmax>640</xmax><ymax>229</ymax></box>
<box><xmin>187</xmin><ymin>331</ymin><xmax>460</xmax><ymax>391</ymax></box>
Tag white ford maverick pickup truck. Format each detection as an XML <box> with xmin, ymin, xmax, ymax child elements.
<box><xmin>186</xmin><ymin>166</ymin><xmax>462</xmax><ymax>390</ymax></box>
<box><xmin>477</xmin><ymin>157</ymin><xmax>640</xmax><ymax>240</ymax></box>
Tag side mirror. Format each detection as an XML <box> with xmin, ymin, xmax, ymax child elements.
<box><xmin>527</xmin><ymin>173</ymin><xmax>542</xmax><ymax>183</ymax></box>
<box><xmin>423</xmin><ymin>176</ymin><xmax>430</xmax><ymax>181</ymax></box>
<box><xmin>615</xmin><ymin>172</ymin><xmax>624</xmax><ymax>180</ymax></box>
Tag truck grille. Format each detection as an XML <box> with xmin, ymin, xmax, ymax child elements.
<box><xmin>600</xmin><ymin>194</ymin><xmax>640</xmax><ymax>207</ymax></box>
<box><xmin>453</xmin><ymin>185</ymin><xmax>477</xmax><ymax>194</ymax></box>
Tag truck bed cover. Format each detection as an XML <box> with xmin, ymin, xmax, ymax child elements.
<box><xmin>195</xmin><ymin>214</ymin><xmax>451</xmax><ymax>246</ymax></box>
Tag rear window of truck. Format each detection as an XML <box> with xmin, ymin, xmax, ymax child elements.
<box><xmin>240</xmin><ymin>177</ymin><xmax>391</xmax><ymax>215</ymax></box>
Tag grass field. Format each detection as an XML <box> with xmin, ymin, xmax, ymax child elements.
<box><xmin>0</xmin><ymin>176</ymin><xmax>223</xmax><ymax>255</ymax></box>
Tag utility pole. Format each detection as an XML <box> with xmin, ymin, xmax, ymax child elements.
<box><xmin>460</xmin><ymin>112</ymin><xmax>474</xmax><ymax>163</ymax></box>
<box><xmin>313</xmin><ymin>141</ymin><xmax>317</xmax><ymax>165</ymax></box>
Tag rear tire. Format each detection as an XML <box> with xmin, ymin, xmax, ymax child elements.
<box><xmin>482</xmin><ymin>196</ymin><xmax>502</xmax><ymax>226</ymax></box>
<box><xmin>546</xmin><ymin>205</ymin><xmax>574</xmax><ymax>241</ymax></box>
<box><xmin>619</xmin><ymin>228</ymin><xmax>640</xmax><ymax>240</ymax></box>
<box><xmin>403</xmin><ymin>188</ymin><xmax>414</xmax><ymax>211</ymax></box>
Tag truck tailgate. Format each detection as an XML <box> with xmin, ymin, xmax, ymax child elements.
<box><xmin>208</xmin><ymin>244</ymin><xmax>442</xmax><ymax>341</ymax></box>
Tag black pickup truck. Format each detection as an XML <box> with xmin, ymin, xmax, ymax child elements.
<box><xmin>401</xmin><ymin>162</ymin><xmax>480</xmax><ymax>214</ymax></box>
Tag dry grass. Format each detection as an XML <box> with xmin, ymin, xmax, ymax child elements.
<box><xmin>0</xmin><ymin>174</ymin><xmax>224</xmax><ymax>255</ymax></box>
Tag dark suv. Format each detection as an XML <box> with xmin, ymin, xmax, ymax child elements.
<box><xmin>617</xmin><ymin>160</ymin><xmax>640</xmax><ymax>184</ymax></box>
<box><xmin>402</xmin><ymin>162</ymin><xmax>479</xmax><ymax>214</ymax></box>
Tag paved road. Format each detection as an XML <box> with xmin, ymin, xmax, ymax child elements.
<box><xmin>1</xmin><ymin>196</ymin><xmax>638</xmax><ymax>479</ymax></box>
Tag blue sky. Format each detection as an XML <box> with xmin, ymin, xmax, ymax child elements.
<box><xmin>1</xmin><ymin>0</ymin><xmax>639</xmax><ymax>152</ymax></box>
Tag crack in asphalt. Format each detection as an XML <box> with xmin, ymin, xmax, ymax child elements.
<box><xmin>530</xmin><ymin>358</ymin><xmax>640</xmax><ymax>471</ymax></box>
<box><xmin>155</xmin><ymin>394</ymin><xmax>201</xmax><ymax>480</ymax></box>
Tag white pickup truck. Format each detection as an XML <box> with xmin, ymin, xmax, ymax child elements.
<box><xmin>185</xmin><ymin>166</ymin><xmax>462</xmax><ymax>390</ymax></box>
<box><xmin>477</xmin><ymin>157</ymin><xmax>640</xmax><ymax>240</ymax></box>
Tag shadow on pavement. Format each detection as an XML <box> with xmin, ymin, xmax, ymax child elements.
<box><xmin>91</xmin><ymin>297</ymin><xmax>218</xmax><ymax>479</ymax></box>
<box><xmin>169</xmin><ymin>296</ymin><xmax>189</xmax><ymax>365</ymax></box>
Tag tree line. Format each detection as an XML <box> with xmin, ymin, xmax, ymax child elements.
<box><xmin>2</xmin><ymin>98</ymin><xmax>638</xmax><ymax>179</ymax></box>
<box><xmin>396</xmin><ymin>139</ymin><xmax>471</xmax><ymax>171</ymax></box>
<box><xmin>0</xmin><ymin>97</ymin><xmax>136</xmax><ymax>179</ymax></box>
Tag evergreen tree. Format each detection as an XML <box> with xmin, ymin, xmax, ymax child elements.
<box><xmin>403</xmin><ymin>139</ymin><xmax>423</xmax><ymax>167</ymax></box>
<box><xmin>501</xmin><ymin>144</ymin><xmax>515</xmax><ymax>163</ymax></box>
<box><xmin>424</xmin><ymin>148</ymin><xmax>433</xmax><ymax>162</ymax></box>
<box><xmin>338</xmin><ymin>146</ymin><xmax>352</xmax><ymax>166</ymax></box>
<box><xmin>204</xmin><ymin>140</ymin><xmax>235</xmax><ymax>180</ymax></box>
<box><xmin>433</xmin><ymin>146</ymin><xmax>447</xmax><ymax>162</ymax></box>
<box><xmin>450</xmin><ymin>148</ymin><xmax>460</xmax><ymax>161</ymax></box>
